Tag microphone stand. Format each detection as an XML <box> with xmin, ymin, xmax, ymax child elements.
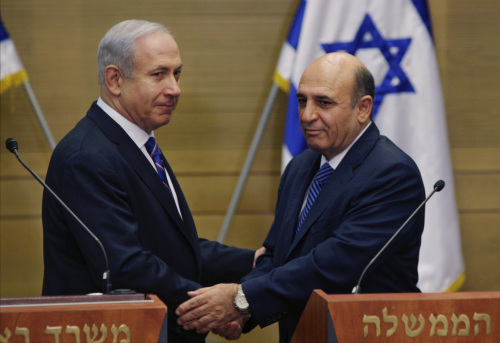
<box><xmin>352</xmin><ymin>180</ymin><xmax>445</xmax><ymax>294</ymax></box>
<box><xmin>6</xmin><ymin>138</ymin><xmax>111</xmax><ymax>294</ymax></box>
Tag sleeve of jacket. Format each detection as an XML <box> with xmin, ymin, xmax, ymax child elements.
<box><xmin>199</xmin><ymin>238</ymin><xmax>254</xmax><ymax>286</ymax></box>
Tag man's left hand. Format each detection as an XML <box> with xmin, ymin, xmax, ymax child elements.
<box><xmin>253</xmin><ymin>246</ymin><xmax>266</xmax><ymax>269</ymax></box>
<box><xmin>176</xmin><ymin>283</ymin><xmax>239</xmax><ymax>333</ymax></box>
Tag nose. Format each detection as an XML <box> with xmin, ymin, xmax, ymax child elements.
<box><xmin>300</xmin><ymin>101</ymin><xmax>317</xmax><ymax>123</ymax></box>
<box><xmin>163</xmin><ymin>75</ymin><xmax>181</xmax><ymax>97</ymax></box>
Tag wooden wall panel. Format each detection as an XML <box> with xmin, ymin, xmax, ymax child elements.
<box><xmin>455</xmin><ymin>174</ymin><xmax>500</xmax><ymax>211</ymax></box>
<box><xmin>452</xmin><ymin>147</ymin><xmax>500</xmax><ymax>293</ymax></box>
<box><xmin>1</xmin><ymin>3</ymin><xmax>499</xmax><ymax>343</ymax></box>
<box><xmin>452</xmin><ymin>148</ymin><xmax>500</xmax><ymax>172</ymax></box>
<box><xmin>460</xmin><ymin>213</ymin><xmax>500</xmax><ymax>291</ymax></box>
<box><xmin>0</xmin><ymin>220</ymin><xmax>43</xmax><ymax>298</ymax></box>
<box><xmin>194</xmin><ymin>214</ymin><xmax>275</xmax><ymax>249</ymax></box>
<box><xmin>439</xmin><ymin>2</ymin><xmax>500</xmax><ymax>148</ymax></box>
<box><xmin>0</xmin><ymin>180</ymin><xmax>43</xmax><ymax>217</ymax></box>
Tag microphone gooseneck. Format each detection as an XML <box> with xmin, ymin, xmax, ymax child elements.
<box><xmin>352</xmin><ymin>180</ymin><xmax>445</xmax><ymax>294</ymax></box>
<box><xmin>5</xmin><ymin>138</ymin><xmax>111</xmax><ymax>294</ymax></box>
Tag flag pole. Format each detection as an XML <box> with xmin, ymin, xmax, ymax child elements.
<box><xmin>23</xmin><ymin>80</ymin><xmax>56</xmax><ymax>150</ymax></box>
<box><xmin>217</xmin><ymin>83</ymin><xmax>280</xmax><ymax>243</ymax></box>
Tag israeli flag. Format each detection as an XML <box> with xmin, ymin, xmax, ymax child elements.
<box><xmin>275</xmin><ymin>0</ymin><xmax>465</xmax><ymax>292</ymax></box>
<box><xmin>0</xmin><ymin>15</ymin><xmax>28</xmax><ymax>94</ymax></box>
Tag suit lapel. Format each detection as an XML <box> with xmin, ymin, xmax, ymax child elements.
<box><xmin>280</xmin><ymin>154</ymin><xmax>321</xmax><ymax>251</ymax></box>
<box><xmin>286</xmin><ymin>123</ymin><xmax>380</xmax><ymax>258</ymax></box>
<box><xmin>161</xmin><ymin>155</ymin><xmax>200</xmax><ymax>243</ymax></box>
<box><xmin>86</xmin><ymin>104</ymin><xmax>191</xmax><ymax>243</ymax></box>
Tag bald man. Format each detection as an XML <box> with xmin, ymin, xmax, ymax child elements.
<box><xmin>176</xmin><ymin>52</ymin><xmax>426</xmax><ymax>343</ymax></box>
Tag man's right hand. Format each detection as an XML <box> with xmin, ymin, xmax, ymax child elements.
<box><xmin>211</xmin><ymin>315</ymin><xmax>249</xmax><ymax>340</ymax></box>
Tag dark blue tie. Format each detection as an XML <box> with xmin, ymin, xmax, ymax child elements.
<box><xmin>296</xmin><ymin>163</ymin><xmax>334</xmax><ymax>235</ymax></box>
<box><xmin>145</xmin><ymin>137</ymin><xmax>172</xmax><ymax>194</ymax></box>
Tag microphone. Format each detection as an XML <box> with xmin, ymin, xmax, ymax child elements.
<box><xmin>5</xmin><ymin>138</ymin><xmax>112</xmax><ymax>294</ymax></box>
<box><xmin>352</xmin><ymin>180</ymin><xmax>445</xmax><ymax>294</ymax></box>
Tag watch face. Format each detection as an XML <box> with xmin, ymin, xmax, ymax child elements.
<box><xmin>236</xmin><ymin>295</ymin><xmax>249</xmax><ymax>309</ymax></box>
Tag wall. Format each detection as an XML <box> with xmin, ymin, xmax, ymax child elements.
<box><xmin>1</xmin><ymin>1</ymin><xmax>499</xmax><ymax>342</ymax></box>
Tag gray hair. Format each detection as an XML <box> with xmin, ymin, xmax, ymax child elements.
<box><xmin>97</xmin><ymin>20</ymin><xmax>171</xmax><ymax>85</ymax></box>
<box><xmin>351</xmin><ymin>65</ymin><xmax>375</xmax><ymax>110</ymax></box>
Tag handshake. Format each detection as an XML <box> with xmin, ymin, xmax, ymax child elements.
<box><xmin>176</xmin><ymin>283</ymin><xmax>249</xmax><ymax>340</ymax></box>
<box><xmin>176</xmin><ymin>246</ymin><xmax>264</xmax><ymax>340</ymax></box>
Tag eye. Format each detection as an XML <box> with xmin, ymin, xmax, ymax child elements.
<box><xmin>297</xmin><ymin>98</ymin><xmax>306</xmax><ymax>106</ymax></box>
<box><xmin>317</xmin><ymin>98</ymin><xmax>334</xmax><ymax>107</ymax></box>
<box><xmin>152</xmin><ymin>71</ymin><xmax>165</xmax><ymax>78</ymax></box>
<box><xmin>174</xmin><ymin>69</ymin><xmax>182</xmax><ymax>80</ymax></box>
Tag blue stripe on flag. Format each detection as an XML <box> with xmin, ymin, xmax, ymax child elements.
<box><xmin>411</xmin><ymin>0</ymin><xmax>433</xmax><ymax>38</ymax></box>
<box><xmin>284</xmin><ymin>83</ymin><xmax>308</xmax><ymax>156</ymax></box>
<box><xmin>0</xmin><ymin>17</ymin><xmax>9</xmax><ymax>42</ymax></box>
<box><xmin>286</xmin><ymin>0</ymin><xmax>306</xmax><ymax>50</ymax></box>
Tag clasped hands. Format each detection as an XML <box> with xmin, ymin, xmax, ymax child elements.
<box><xmin>176</xmin><ymin>246</ymin><xmax>265</xmax><ymax>339</ymax></box>
<box><xmin>175</xmin><ymin>283</ymin><xmax>248</xmax><ymax>340</ymax></box>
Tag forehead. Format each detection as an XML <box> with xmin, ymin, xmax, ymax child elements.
<box><xmin>134</xmin><ymin>31</ymin><xmax>181</xmax><ymax>68</ymax></box>
<box><xmin>298</xmin><ymin>60</ymin><xmax>353</xmax><ymax>98</ymax></box>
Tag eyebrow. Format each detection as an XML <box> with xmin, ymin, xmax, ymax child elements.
<box><xmin>151</xmin><ymin>63</ymin><xmax>183</xmax><ymax>72</ymax></box>
<box><xmin>314</xmin><ymin>95</ymin><xmax>332</xmax><ymax>101</ymax></box>
<box><xmin>296</xmin><ymin>93</ymin><xmax>333</xmax><ymax>102</ymax></box>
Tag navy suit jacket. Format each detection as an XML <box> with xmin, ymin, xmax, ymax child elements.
<box><xmin>241</xmin><ymin>123</ymin><xmax>425</xmax><ymax>343</ymax></box>
<box><xmin>42</xmin><ymin>102</ymin><xmax>254</xmax><ymax>342</ymax></box>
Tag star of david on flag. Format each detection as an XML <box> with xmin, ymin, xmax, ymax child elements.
<box><xmin>322</xmin><ymin>14</ymin><xmax>415</xmax><ymax>120</ymax></box>
<box><xmin>274</xmin><ymin>0</ymin><xmax>465</xmax><ymax>293</ymax></box>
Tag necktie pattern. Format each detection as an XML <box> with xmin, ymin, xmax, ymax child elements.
<box><xmin>296</xmin><ymin>163</ymin><xmax>334</xmax><ymax>235</ymax></box>
<box><xmin>145</xmin><ymin>137</ymin><xmax>172</xmax><ymax>193</ymax></box>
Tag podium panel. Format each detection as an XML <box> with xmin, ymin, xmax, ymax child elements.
<box><xmin>291</xmin><ymin>290</ymin><xmax>500</xmax><ymax>343</ymax></box>
<box><xmin>0</xmin><ymin>294</ymin><xmax>166</xmax><ymax>343</ymax></box>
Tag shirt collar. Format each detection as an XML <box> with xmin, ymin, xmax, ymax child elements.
<box><xmin>322</xmin><ymin>121</ymin><xmax>372</xmax><ymax>169</ymax></box>
<box><xmin>96</xmin><ymin>97</ymin><xmax>153</xmax><ymax>148</ymax></box>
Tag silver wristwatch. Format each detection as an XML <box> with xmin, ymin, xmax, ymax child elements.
<box><xmin>234</xmin><ymin>284</ymin><xmax>251</xmax><ymax>315</ymax></box>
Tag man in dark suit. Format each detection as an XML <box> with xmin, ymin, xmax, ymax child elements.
<box><xmin>41</xmin><ymin>20</ymin><xmax>260</xmax><ymax>343</ymax></box>
<box><xmin>175</xmin><ymin>52</ymin><xmax>426</xmax><ymax>343</ymax></box>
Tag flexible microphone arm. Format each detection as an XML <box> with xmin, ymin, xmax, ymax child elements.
<box><xmin>352</xmin><ymin>180</ymin><xmax>445</xmax><ymax>294</ymax></box>
<box><xmin>5</xmin><ymin>138</ymin><xmax>111</xmax><ymax>294</ymax></box>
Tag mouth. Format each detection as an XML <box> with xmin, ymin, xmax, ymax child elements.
<box><xmin>157</xmin><ymin>102</ymin><xmax>177</xmax><ymax>111</ymax></box>
<box><xmin>304</xmin><ymin>128</ymin><xmax>322</xmax><ymax>136</ymax></box>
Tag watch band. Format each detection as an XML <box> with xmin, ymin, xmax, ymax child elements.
<box><xmin>234</xmin><ymin>284</ymin><xmax>251</xmax><ymax>315</ymax></box>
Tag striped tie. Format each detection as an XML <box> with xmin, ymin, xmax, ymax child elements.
<box><xmin>145</xmin><ymin>137</ymin><xmax>172</xmax><ymax>193</ymax></box>
<box><xmin>296</xmin><ymin>163</ymin><xmax>334</xmax><ymax>235</ymax></box>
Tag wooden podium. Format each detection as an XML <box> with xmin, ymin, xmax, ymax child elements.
<box><xmin>291</xmin><ymin>290</ymin><xmax>500</xmax><ymax>343</ymax></box>
<box><xmin>0</xmin><ymin>293</ymin><xmax>166</xmax><ymax>343</ymax></box>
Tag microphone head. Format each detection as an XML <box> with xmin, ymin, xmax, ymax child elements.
<box><xmin>5</xmin><ymin>138</ymin><xmax>18</xmax><ymax>153</ymax></box>
<box><xmin>434</xmin><ymin>180</ymin><xmax>445</xmax><ymax>192</ymax></box>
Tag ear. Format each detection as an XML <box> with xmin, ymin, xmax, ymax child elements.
<box><xmin>103</xmin><ymin>65</ymin><xmax>123</xmax><ymax>96</ymax></box>
<box><xmin>357</xmin><ymin>95</ymin><xmax>373</xmax><ymax>123</ymax></box>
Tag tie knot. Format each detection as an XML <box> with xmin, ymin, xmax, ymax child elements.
<box><xmin>315</xmin><ymin>163</ymin><xmax>333</xmax><ymax>183</ymax></box>
<box><xmin>145</xmin><ymin>137</ymin><xmax>161</xmax><ymax>158</ymax></box>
